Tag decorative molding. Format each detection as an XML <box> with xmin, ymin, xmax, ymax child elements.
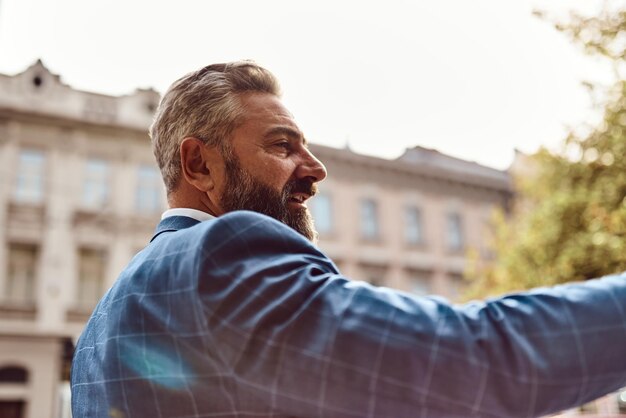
<box><xmin>0</xmin><ymin>60</ymin><xmax>159</xmax><ymax>132</ymax></box>
<box><xmin>311</xmin><ymin>143</ymin><xmax>512</xmax><ymax>195</ymax></box>
<box><xmin>65</xmin><ymin>307</ymin><xmax>92</xmax><ymax>323</ymax></box>
<box><xmin>0</xmin><ymin>302</ymin><xmax>37</xmax><ymax>321</ymax></box>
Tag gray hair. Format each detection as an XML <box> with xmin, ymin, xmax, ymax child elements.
<box><xmin>149</xmin><ymin>61</ymin><xmax>281</xmax><ymax>194</ymax></box>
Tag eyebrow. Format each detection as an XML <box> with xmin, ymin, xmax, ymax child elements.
<box><xmin>264</xmin><ymin>126</ymin><xmax>308</xmax><ymax>145</ymax></box>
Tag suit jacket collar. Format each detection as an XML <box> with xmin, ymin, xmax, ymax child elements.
<box><xmin>150</xmin><ymin>216</ymin><xmax>202</xmax><ymax>243</ymax></box>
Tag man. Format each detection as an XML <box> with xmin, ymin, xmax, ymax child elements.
<box><xmin>71</xmin><ymin>61</ymin><xmax>626</xmax><ymax>417</ymax></box>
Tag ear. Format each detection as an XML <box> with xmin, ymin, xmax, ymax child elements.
<box><xmin>179</xmin><ymin>137</ymin><xmax>220</xmax><ymax>192</ymax></box>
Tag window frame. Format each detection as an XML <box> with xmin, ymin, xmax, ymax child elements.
<box><xmin>13</xmin><ymin>149</ymin><xmax>46</xmax><ymax>204</ymax></box>
<box><xmin>359</xmin><ymin>198</ymin><xmax>380</xmax><ymax>241</ymax></box>
<box><xmin>81</xmin><ymin>158</ymin><xmax>110</xmax><ymax>209</ymax></box>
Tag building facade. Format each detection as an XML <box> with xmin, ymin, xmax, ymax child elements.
<box><xmin>309</xmin><ymin>143</ymin><xmax>511</xmax><ymax>299</ymax></box>
<box><xmin>0</xmin><ymin>61</ymin><xmax>527</xmax><ymax>417</ymax></box>
<box><xmin>0</xmin><ymin>61</ymin><xmax>164</xmax><ymax>418</ymax></box>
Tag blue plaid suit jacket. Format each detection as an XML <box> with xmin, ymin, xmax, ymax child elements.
<box><xmin>71</xmin><ymin>211</ymin><xmax>626</xmax><ymax>417</ymax></box>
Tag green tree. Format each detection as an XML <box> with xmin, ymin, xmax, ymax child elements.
<box><xmin>466</xmin><ymin>6</ymin><xmax>626</xmax><ymax>299</ymax></box>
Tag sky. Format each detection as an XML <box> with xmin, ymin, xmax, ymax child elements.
<box><xmin>0</xmin><ymin>0</ymin><xmax>618</xmax><ymax>170</ymax></box>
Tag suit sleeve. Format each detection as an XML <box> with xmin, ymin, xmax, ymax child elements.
<box><xmin>197</xmin><ymin>211</ymin><xmax>626</xmax><ymax>418</ymax></box>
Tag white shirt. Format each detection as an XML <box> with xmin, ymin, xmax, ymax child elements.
<box><xmin>161</xmin><ymin>208</ymin><xmax>215</xmax><ymax>223</ymax></box>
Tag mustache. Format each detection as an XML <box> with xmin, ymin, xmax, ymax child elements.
<box><xmin>283</xmin><ymin>178</ymin><xmax>317</xmax><ymax>198</ymax></box>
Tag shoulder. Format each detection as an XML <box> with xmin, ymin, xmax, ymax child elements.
<box><xmin>207</xmin><ymin>210</ymin><xmax>297</xmax><ymax>234</ymax></box>
<box><xmin>154</xmin><ymin>210</ymin><xmax>303</xmax><ymax>251</ymax></box>
<box><xmin>200</xmin><ymin>210</ymin><xmax>312</xmax><ymax>251</ymax></box>
<box><xmin>195</xmin><ymin>210</ymin><xmax>337</xmax><ymax>274</ymax></box>
<box><xmin>149</xmin><ymin>210</ymin><xmax>337</xmax><ymax>278</ymax></box>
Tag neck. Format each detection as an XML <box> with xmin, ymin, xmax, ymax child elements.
<box><xmin>167</xmin><ymin>189</ymin><xmax>221</xmax><ymax>217</ymax></box>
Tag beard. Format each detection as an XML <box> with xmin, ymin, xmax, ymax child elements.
<box><xmin>220</xmin><ymin>155</ymin><xmax>318</xmax><ymax>242</ymax></box>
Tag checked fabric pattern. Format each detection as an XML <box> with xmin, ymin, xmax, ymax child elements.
<box><xmin>71</xmin><ymin>211</ymin><xmax>626</xmax><ymax>417</ymax></box>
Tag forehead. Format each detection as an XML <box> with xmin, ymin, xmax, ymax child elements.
<box><xmin>235</xmin><ymin>92</ymin><xmax>301</xmax><ymax>135</ymax></box>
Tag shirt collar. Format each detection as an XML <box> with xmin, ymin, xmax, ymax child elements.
<box><xmin>161</xmin><ymin>208</ymin><xmax>215</xmax><ymax>223</ymax></box>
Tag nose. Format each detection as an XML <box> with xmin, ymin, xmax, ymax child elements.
<box><xmin>297</xmin><ymin>147</ymin><xmax>327</xmax><ymax>183</ymax></box>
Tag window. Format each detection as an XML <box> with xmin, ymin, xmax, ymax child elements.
<box><xmin>360</xmin><ymin>198</ymin><xmax>379</xmax><ymax>240</ymax></box>
<box><xmin>77</xmin><ymin>248</ymin><xmax>107</xmax><ymax>308</ymax></box>
<box><xmin>447</xmin><ymin>273</ymin><xmax>465</xmax><ymax>301</ymax></box>
<box><xmin>309</xmin><ymin>192</ymin><xmax>333</xmax><ymax>235</ymax></box>
<box><xmin>360</xmin><ymin>264</ymin><xmax>387</xmax><ymax>287</ymax></box>
<box><xmin>446</xmin><ymin>212</ymin><xmax>464</xmax><ymax>251</ymax></box>
<box><xmin>82</xmin><ymin>159</ymin><xmax>109</xmax><ymax>208</ymax></box>
<box><xmin>13</xmin><ymin>149</ymin><xmax>45</xmax><ymax>203</ymax></box>
<box><xmin>0</xmin><ymin>366</ymin><xmax>28</xmax><ymax>383</ymax></box>
<box><xmin>408</xmin><ymin>270</ymin><xmax>431</xmax><ymax>296</ymax></box>
<box><xmin>136</xmin><ymin>165</ymin><xmax>163</xmax><ymax>213</ymax></box>
<box><xmin>0</xmin><ymin>366</ymin><xmax>28</xmax><ymax>418</ymax></box>
<box><xmin>0</xmin><ymin>400</ymin><xmax>25</xmax><ymax>418</ymax></box>
<box><xmin>405</xmin><ymin>206</ymin><xmax>424</xmax><ymax>245</ymax></box>
<box><xmin>5</xmin><ymin>244</ymin><xmax>38</xmax><ymax>304</ymax></box>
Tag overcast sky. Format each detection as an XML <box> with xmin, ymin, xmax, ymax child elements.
<box><xmin>0</xmin><ymin>0</ymin><xmax>617</xmax><ymax>170</ymax></box>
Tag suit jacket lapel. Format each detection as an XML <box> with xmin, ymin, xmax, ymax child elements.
<box><xmin>150</xmin><ymin>216</ymin><xmax>202</xmax><ymax>242</ymax></box>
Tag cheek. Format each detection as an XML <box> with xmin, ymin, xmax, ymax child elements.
<box><xmin>258</xmin><ymin>161</ymin><xmax>295</xmax><ymax>187</ymax></box>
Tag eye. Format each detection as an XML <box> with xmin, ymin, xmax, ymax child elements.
<box><xmin>274</xmin><ymin>141</ymin><xmax>292</xmax><ymax>151</ymax></box>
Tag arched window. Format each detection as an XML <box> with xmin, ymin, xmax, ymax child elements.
<box><xmin>0</xmin><ymin>366</ymin><xmax>28</xmax><ymax>384</ymax></box>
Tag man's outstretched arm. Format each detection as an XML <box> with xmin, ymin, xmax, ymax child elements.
<box><xmin>198</xmin><ymin>211</ymin><xmax>626</xmax><ymax>417</ymax></box>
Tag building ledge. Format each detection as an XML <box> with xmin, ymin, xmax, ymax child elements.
<box><xmin>0</xmin><ymin>302</ymin><xmax>37</xmax><ymax>321</ymax></box>
<box><xmin>65</xmin><ymin>306</ymin><xmax>94</xmax><ymax>323</ymax></box>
